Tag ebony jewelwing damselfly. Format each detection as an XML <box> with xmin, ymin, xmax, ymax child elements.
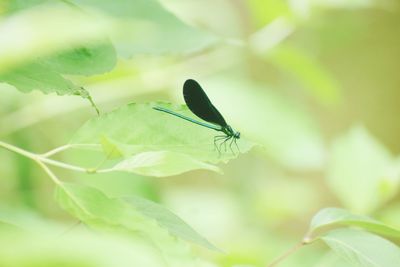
<box><xmin>153</xmin><ymin>79</ymin><xmax>240</xmax><ymax>154</ymax></box>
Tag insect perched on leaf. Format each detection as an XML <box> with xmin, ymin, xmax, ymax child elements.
<box><xmin>153</xmin><ymin>79</ymin><xmax>240</xmax><ymax>154</ymax></box>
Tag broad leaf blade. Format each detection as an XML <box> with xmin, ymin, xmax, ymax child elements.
<box><xmin>111</xmin><ymin>150</ymin><xmax>222</xmax><ymax>177</ymax></box>
<box><xmin>321</xmin><ymin>229</ymin><xmax>400</xmax><ymax>267</ymax></box>
<box><xmin>0</xmin><ymin>62</ymin><xmax>81</xmax><ymax>95</ymax></box>
<box><xmin>71</xmin><ymin>103</ymin><xmax>255</xmax><ymax>176</ymax></box>
<box><xmin>0</xmin><ymin>3</ymin><xmax>112</xmax><ymax>72</ymax></box>
<box><xmin>55</xmin><ymin>183</ymin><xmax>217</xmax><ymax>251</ymax></box>
<box><xmin>54</xmin><ymin>183</ymin><xmax>211</xmax><ymax>265</ymax></box>
<box><xmin>41</xmin><ymin>41</ymin><xmax>117</xmax><ymax>76</ymax></box>
<box><xmin>0</xmin><ymin>3</ymin><xmax>115</xmax><ymax>101</ymax></box>
<box><xmin>309</xmin><ymin>208</ymin><xmax>400</xmax><ymax>239</ymax></box>
<box><xmin>69</xmin><ymin>0</ymin><xmax>217</xmax><ymax>57</ymax></box>
<box><xmin>123</xmin><ymin>196</ymin><xmax>219</xmax><ymax>251</ymax></box>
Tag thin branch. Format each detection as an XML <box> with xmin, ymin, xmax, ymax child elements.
<box><xmin>0</xmin><ymin>140</ymin><xmax>37</xmax><ymax>159</ymax></box>
<box><xmin>34</xmin><ymin>158</ymin><xmax>63</xmax><ymax>186</ymax></box>
<box><xmin>40</xmin><ymin>144</ymin><xmax>72</xmax><ymax>158</ymax></box>
<box><xmin>0</xmin><ymin>141</ymin><xmax>92</xmax><ymax>173</ymax></box>
<box><xmin>39</xmin><ymin>157</ymin><xmax>89</xmax><ymax>173</ymax></box>
<box><xmin>266</xmin><ymin>241</ymin><xmax>306</xmax><ymax>267</ymax></box>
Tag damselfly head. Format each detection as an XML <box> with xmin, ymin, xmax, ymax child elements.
<box><xmin>234</xmin><ymin>131</ymin><xmax>240</xmax><ymax>139</ymax></box>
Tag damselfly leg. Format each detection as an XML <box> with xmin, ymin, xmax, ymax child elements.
<box><xmin>233</xmin><ymin>138</ymin><xmax>240</xmax><ymax>153</ymax></box>
<box><xmin>214</xmin><ymin>135</ymin><xmax>227</xmax><ymax>155</ymax></box>
<box><xmin>219</xmin><ymin>136</ymin><xmax>231</xmax><ymax>153</ymax></box>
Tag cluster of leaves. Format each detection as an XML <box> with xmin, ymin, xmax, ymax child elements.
<box><xmin>1</xmin><ymin>1</ymin><xmax>400</xmax><ymax>267</ymax></box>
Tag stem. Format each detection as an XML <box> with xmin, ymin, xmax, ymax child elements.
<box><xmin>0</xmin><ymin>141</ymin><xmax>92</xmax><ymax>173</ymax></box>
<box><xmin>266</xmin><ymin>241</ymin><xmax>306</xmax><ymax>267</ymax></box>
<box><xmin>40</xmin><ymin>157</ymin><xmax>89</xmax><ymax>173</ymax></box>
<box><xmin>0</xmin><ymin>140</ymin><xmax>37</xmax><ymax>159</ymax></box>
<box><xmin>35</xmin><ymin>159</ymin><xmax>63</xmax><ymax>186</ymax></box>
<box><xmin>41</xmin><ymin>144</ymin><xmax>72</xmax><ymax>157</ymax></box>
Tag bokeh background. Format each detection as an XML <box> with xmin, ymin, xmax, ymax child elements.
<box><xmin>1</xmin><ymin>0</ymin><xmax>400</xmax><ymax>266</ymax></box>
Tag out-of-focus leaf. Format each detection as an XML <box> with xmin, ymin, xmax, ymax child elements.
<box><xmin>308</xmin><ymin>207</ymin><xmax>400</xmax><ymax>239</ymax></box>
<box><xmin>71</xmin><ymin>103</ymin><xmax>255</xmax><ymax>176</ymax></box>
<box><xmin>314</xmin><ymin>251</ymin><xmax>364</xmax><ymax>267</ymax></box>
<box><xmin>0</xmin><ymin>3</ymin><xmax>112</xmax><ymax>72</ymax></box>
<box><xmin>55</xmin><ymin>183</ymin><xmax>211</xmax><ymax>266</ymax></box>
<box><xmin>41</xmin><ymin>41</ymin><xmax>117</xmax><ymax>76</ymax></box>
<box><xmin>69</xmin><ymin>0</ymin><xmax>217</xmax><ymax>57</ymax></box>
<box><xmin>379</xmin><ymin>204</ymin><xmax>400</xmax><ymax>230</ymax></box>
<box><xmin>267</xmin><ymin>46</ymin><xmax>341</xmax><ymax>106</ymax></box>
<box><xmin>160</xmin><ymin>0</ymin><xmax>246</xmax><ymax>39</ymax></box>
<box><xmin>3</xmin><ymin>0</ymin><xmax>49</xmax><ymax>14</ymax></box>
<box><xmin>327</xmin><ymin>125</ymin><xmax>400</xmax><ymax>214</ymax></box>
<box><xmin>247</xmin><ymin>0</ymin><xmax>292</xmax><ymax>29</ymax></box>
<box><xmin>312</xmin><ymin>0</ymin><xmax>382</xmax><ymax>9</ymax></box>
<box><xmin>111</xmin><ymin>150</ymin><xmax>221</xmax><ymax>177</ymax></box>
<box><xmin>321</xmin><ymin>229</ymin><xmax>400</xmax><ymax>267</ymax></box>
<box><xmin>249</xmin><ymin>17</ymin><xmax>295</xmax><ymax>54</ymax></box>
<box><xmin>0</xmin><ymin>3</ymin><xmax>116</xmax><ymax>100</ymax></box>
<box><xmin>201</xmin><ymin>77</ymin><xmax>325</xmax><ymax>170</ymax></box>
<box><xmin>123</xmin><ymin>196</ymin><xmax>219</xmax><ymax>251</ymax></box>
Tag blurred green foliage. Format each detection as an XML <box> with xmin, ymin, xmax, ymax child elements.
<box><xmin>1</xmin><ymin>0</ymin><xmax>400</xmax><ymax>266</ymax></box>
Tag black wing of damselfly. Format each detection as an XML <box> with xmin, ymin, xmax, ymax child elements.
<box><xmin>183</xmin><ymin>79</ymin><xmax>228</xmax><ymax>127</ymax></box>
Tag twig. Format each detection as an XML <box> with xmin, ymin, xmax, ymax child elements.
<box><xmin>0</xmin><ymin>141</ymin><xmax>92</xmax><ymax>173</ymax></box>
<box><xmin>266</xmin><ymin>240</ymin><xmax>306</xmax><ymax>267</ymax></box>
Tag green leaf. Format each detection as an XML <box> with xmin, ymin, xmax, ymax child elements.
<box><xmin>247</xmin><ymin>0</ymin><xmax>292</xmax><ymax>29</ymax></box>
<box><xmin>0</xmin><ymin>4</ymin><xmax>115</xmax><ymax>105</ymax></box>
<box><xmin>0</xmin><ymin>61</ymin><xmax>96</xmax><ymax>101</ymax></box>
<box><xmin>40</xmin><ymin>41</ymin><xmax>117</xmax><ymax>76</ymax></box>
<box><xmin>123</xmin><ymin>196</ymin><xmax>219</xmax><ymax>251</ymax></box>
<box><xmin>0</xmin><ymin>3</ymin><xmax>113</xmax><ymax>72</ymax></box>
<box><xmin>0</xmin><ymin>62</ymin><xmax>81</xmax><ymax>95</ymax></box>
<box><xmin>71</xmin><ymin>103</ymin><xmax>255</xmax><ymax>176</ymax></box>
<box><xmin>111</xmin><ymin>150</ymin><xmax>222</xmax><ymax>177</ymax></box>
<box><xmin>68</xmin><ymin>0</ymin><xmax>217</xmax><ymax>56</ymax></box>
<box><xmin>55</xmin><ymin>182</ymin><xmax>217</xmax><ymax>257</ymax></box>
<box><xmin>314</xmin><ymin>252</ymin><xmax>356</xmax><ymax>267</ymax></box>
<box><xmin>378</xmin><ymin>203</ymin><xmax>400</xmax><ymax>230</ymax></box>
<box><xmin>55</xmin><ymin>183</ymin><xmax>126</xmax><ymax>227</ymax></box>
<box><xmin>308</xmin><ymin>208</ymin><xmax>400</xmax><ymax>239</ymax></box>
<box><xmin>327</xmin><ymin>125</ymin><xmax>400</xmax><ymax>214</ymax></box>
<box><xmin>3</xmin><ymin>0</ymin><xmax>49</xmax><ymax>14</ymax></box>
<box><xmin>313</xmin><ymin>0</ymin><xmax>380</xmax><ymax>9</ymax></box>
<box><xmin>321</xmin><ymin>229</ymin><xmax>400</xmax><ymax>267</ymax></box>
<box><xmin>160</xmin><ymin>0</ymin><xmax>246</xmax><ymax>39</ymax></box>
